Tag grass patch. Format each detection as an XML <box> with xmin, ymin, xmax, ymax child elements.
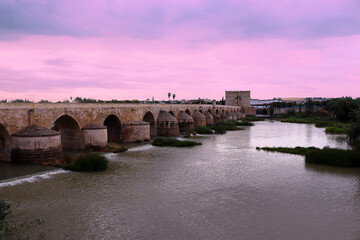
<box><xmin>194</xmin><ymin>126</ymin><xmax>213</xmax><ymax>134</ymax></box>
<box><xmin>210</xmin><ymin>120</ymin><xmax>245</xmax><ymax>133</ymax></box>
<box><xmin>306</xmin><ymin>149</ymin><xmax>360</xmax><ymax>168</ymax></box>
<box><xmin>243</xmin><ymin>116</ymin><xmax>265</xmax><ymax>121</ymax></box>
<box><xmin>65</xmin><ymin>153</ymin><xmax>108</xmax><ymax>172</ymax></box>
<box><xmin>281</xmin><ymin>117</ymin><xmax>314</xmax><ymax>124</ymax></box>
<box><xmin>256</xmin><ymin>146</ymin><xmax>320</xmax><ymax>156</ymax></box>
<box><xmin>152</xmin><ymin>137</ymin><xmax>202</xmax><ymax>147</ymax></box>
<box><xmin>325</xmin><ymin>127</ymin><xmax>349</xmax><ymax>134</ymax></box>
<box><xmin>281</xmin><ymin>117</ymin><xmax>349</xmax><ymax>130</ymax></box>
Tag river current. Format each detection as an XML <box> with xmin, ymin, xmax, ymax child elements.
<box><xmin>1</xmin><ymin>120</ymin><xmax>360</xmax><ymax>240</ymax></box>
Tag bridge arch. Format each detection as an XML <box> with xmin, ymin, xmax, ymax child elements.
<box><xmin>143</xmin><ymin>111</ymin><xmax>156</xmax><ymax>138</ymax></box>
<box><xmin>103</xmin><ymin>114</ymin><xmax>122</xmax><ymax>143</ymax></box>
<box><xmin>0</xmin><ymin>121</ymin><xmax>11</xmax><ymax>162</ymax></box>
<box><xmin>185</xmin><ymin>109</ymin><xmax>191</xmax><ymax>116</ymax></box>
<box><xmin>215</xmin><ymin>109</ymin><xmax>219</xmax><ymax>115</ymax></box>
<box><xmin>198</xmin><ymin>107</ymin><xmax>204</xmax><ymax>113</ymax></box>
<box><xmin>169</xmin><ymin>111</ymin><xmax>175</xmax><ymax>117</ymax></box>
<box><xmin>208</xmin><ymin>109</ymin><xmax>212</xmax><ymax>115</ymax></box>
<box><xmin>52</xmin><ymin>115</ymin><xmax>84</xmax><ymax>150</ymax></box>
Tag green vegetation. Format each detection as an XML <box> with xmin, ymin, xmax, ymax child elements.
<box><xmin>256</xmin><ymin>146</ymin><xmax>320</xmax><ymax>156</ymax></box>
<box><xmin>191</xmin><ymin>121</ymin><xmax>248</xmax><ymax>135</ymax></box>
<box><xmin>349</xmin><ymin>110</ymin><xmax>360</xmax><ymax>144</ymax></box>
<box><xmin>237</xmin><ymin>120</ymin><xmax>254</xmax><ymax>126</ymax></box>
<box><xmin>281</xmin><ymin>117</ymin><xmax>315</xmax><ymax>124</ymax></box>
<box><xmin>305</xmin><ymin>149</ymin><xmax>360</xmax><ymax>168</ymax></box>
<box><xmin>243</xmin><ymin>116</ymin><xmax>265</xmax><ymax>121</ymax></box>
<box><xmin>152</xmin><ymin>137</ymin><xmax>202</xmax><ymax>147</ymax></box>
<box><xmin>0</xmin><ymin>199</ymin><xmax>46</xmax><ymax>239</ymax></box>
<box><xmin>194</xmin><ymin>126</ymin><xmax>213</xmax><ymax>134</ymax></box>
<box><xmin>325</xmin><ymin>127</ymin><xmax>348</xmax><ymax>134</ymax></box>
<box><xmin>211</xmin><ymin>120</ymin><xmax>245</xmax><ymax>133</ymax></box>
<box><xmin>65</xmin><ymin>153</ymin><xmax>108</xmax><ymax>172</ymax></box>
<box><xmin>257</xmin><ymin>146</ymin><xmax>360</xmax><ymax>168</ymax></box>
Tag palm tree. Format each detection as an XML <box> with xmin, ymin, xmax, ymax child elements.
<box><xmin>172</xmin><ymin>94</ymin><xmax>176</xmax><ymax>101</ymax></box>
<box><xmin>168</xmin><ymin>92</ymin><xmax>171</xmax><ymax>101</ymax></box>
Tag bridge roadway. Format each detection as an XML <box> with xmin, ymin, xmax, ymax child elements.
<box><xmin>0</xmin><ymin>103</ymin><xmax>241</xmax><ymax>163</ymax></box>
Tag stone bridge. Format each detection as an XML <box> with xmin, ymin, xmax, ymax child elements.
<box><xmin>0</xmin><ymin>103</ymin><xmax>242</xmax><ymax>163</ymax></box>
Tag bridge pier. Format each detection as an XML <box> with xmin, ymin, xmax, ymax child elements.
<box><xmin>156</xmin><ymin>111</ymin><xmax>180</xmax><ymax>137</ymax></box>
<box><xmin>122</xmin><ymin>121</ymin><xmax>150</xmax><ymax>142</ymax></box>
<box><xmin>177</xmin><ymin>111</ymin><xmax>194</xmax><ymax>132</ymax></box>
<box><xmin>236</xmin><ymin>112</ymin><xmax>244</xmax><ymax>120</ymax></box>
<box><xmin>193</xmin><ymin>110</ymin><xmax>206</xmax><ymax>128</ymax></box>
<box><xmin>82</xmin><ymin>124</ymin><xmax>108</xmax><ymax>149</ymax></box>
<box><xmin>204</xmin><ymin>111</ymin><xmax>214</xmax><ymax>126</ymax></box>
<box><xmin>213</xmin><ymin>114</ymin><xmax>221</xmax><ymax>123</ymax></box>
<box><xmin>11</xmin><ymin>125</ymin><xmax>63</xmax><ymax>164</ymax></box>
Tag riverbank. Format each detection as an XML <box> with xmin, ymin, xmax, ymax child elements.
<box><xmin>280</xmin><ymin>116</ymin><xmax>349</xmax><ymax>134</ymax></box>
<box><xmin>257</xmin><ymin>146</ymin><xmax>360</xmax><ymax>168</ymax></box>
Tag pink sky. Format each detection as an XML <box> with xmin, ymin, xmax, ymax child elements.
<box><xmin>0</xmin><ymin>0</ymin><xmax>359</xmax><ymax>101</ymax></box>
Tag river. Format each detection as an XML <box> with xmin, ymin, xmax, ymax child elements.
<box><xmin>1</xmin><ymin>120</ymin><xmax>360</xmax><ymax>240</ymax></box>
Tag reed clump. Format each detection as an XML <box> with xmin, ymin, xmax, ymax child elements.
<box><xmin>65</xmin><ymin>153</ymin><xmax>108</xmax><ymax>172</ymax></box>
<box><xmin>152</xmin><ymin>137</ymin><xmax>202</xmax><ymax>147</ymax></box>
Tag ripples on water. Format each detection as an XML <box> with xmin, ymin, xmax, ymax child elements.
<box><xmin>1</xmin><ymin>120</ymin><xmax>360</xmax><ymax>240</ymax></box>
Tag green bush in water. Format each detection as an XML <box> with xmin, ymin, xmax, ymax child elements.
<box><xmin>211</xmin><ymin>121</ymin><xmax>244</xmax><ymax>132</ymax></box>
<box><xmin>194</xmin><ymin>126</ymin><xmax>213</xmax><ymax>134</ymax></box>
<box><xmin>305</xmin><ymin>148</ymin><xmax>360</xmax><ymax>168</ymax></box>
<box><xmin>152</xmin><ymin>137</ymin><xmax>201</xmax><ymax>147</ymax></box>
<box><xmin>257</xmin><ymin>146</ymin><xmax>320</xmax><ymax>156</ymax></box>
<box><xmin>325</xmin><ymin>127</ymin><xmax>348</xmax><ymax>134</ymax></box>
<box><xmin>211</xmin><ymin>125</ymin><xmax>227</xmax><ymax>134</ymax></box>
<box><xmin>66</xmin><ymin>153</ymin><xmax>108</xmax><ymax>172</ymax></box>
<box><xmin>173</xmin><ymin>141</ymin><xmax>202</xmax><ymax>147</ymax></box>
<box><xmin>237</xmin><ymin>120</ymin><xmax>254</xmax><ymax>126</ymax></box>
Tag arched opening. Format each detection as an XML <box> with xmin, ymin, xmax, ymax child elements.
<box><xmin>185</xmin><ymin>109</ymin><xmax>191</xmax><ymax>116</ymax></box>
<box><xmin>143</xmin><ymin>111</ymin><xmax>156</xmax><ymax>138</ymax></box>
<box><xmin>199</xmin><ymin>109</ymin><xmax>203</xmax><ymax>114</ymax></box>
<box><xmin>221</xmin><ymin>109</ymin><xmax>224</xmax><ymax>114</ymax></box>
<box><xmin>104</xmin><ymin>115</ymin><xmax>122</xmax><ymax>143</ymax></box>
<box><xmin>0</xmin><ymin>123</ymin><xmax>11</xmax><ymax>162</ymax></box>
<box><xmin>216</xmin><ymin>109</ymin><xmax>220</xmax><ymax>115</ymax></box>
<box><xmin>169</xmin><ymin>111</ymin><xmax>175</xmax><ymax>117</ymax></box>
<box><xmin>52</xmin><ymin>115</ymin><xmax>83</xmax><ymax>150</ymax></box>
<box><xmin>208</xmin><ymin>109</ymin><xmax>212</xmax><ymax>115</ymax></box>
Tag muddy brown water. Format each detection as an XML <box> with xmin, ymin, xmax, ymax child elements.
<box><xmin>1</xmin><ymin>120</ymin><xmax>360</xmax><ymax>240</ymax></box>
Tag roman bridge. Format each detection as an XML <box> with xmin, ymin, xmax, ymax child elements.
<box><xmin>0</xmin><ymin>103</ymin><xmax>242</xmax><ymax>163</ymax></box>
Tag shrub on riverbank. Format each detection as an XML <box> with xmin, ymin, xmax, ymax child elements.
<box><xmin>305</xmin><ymin>149</ymin><xmax>360</xmax><ymax>167</ymax></box>
<box><xmin>66</xmin><ymin>153</ymin><xmax>108</xmax><ymax>172</ymax></box>
<box><xmin>152</xmin><ymin>137</ymin><xmax>202</xmax><ymax>147</ymax></box>
<box><xmin>243</xmin><ymin>116</ymin><xmax>264</xmax><ymax>121</ymax></box>
<box><xmin>211</xmin><ymin>121</ymin><xmax>244</xmax><ymax>133</ymax></box>
<box><xmin>0</xmin><ymin>199</ymin><xmax>46</xmax><ymax>239</ymax></box>
<box><xmin>325</xmin><ymin>127</ymin><xmax>348</xmax><ymax>134</ymax></box>
<box><xmin>194</xmin><ymin>126</ymin><xmax>213</xmax><ymax>134</ymax></box>
<box><xmin>281</xmin><ymin>116</ymin><xmax>349</xmax><ymax>128</ymax></box>
<box><xmin>256</xmin><ymin>146</ymin><xmax>320</xmax><ymax>155</ymax></box>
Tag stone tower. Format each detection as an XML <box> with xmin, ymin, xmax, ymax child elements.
<box><xmin>225</xmin><ymin>91</ymin><xmax>255</xmax><ymax>116</ymax></box>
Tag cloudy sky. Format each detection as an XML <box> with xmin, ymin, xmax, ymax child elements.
<box><xmin>0</xmin><ymin>0</ymin><xmax>359</xmax><ymax>101</ymax></box>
